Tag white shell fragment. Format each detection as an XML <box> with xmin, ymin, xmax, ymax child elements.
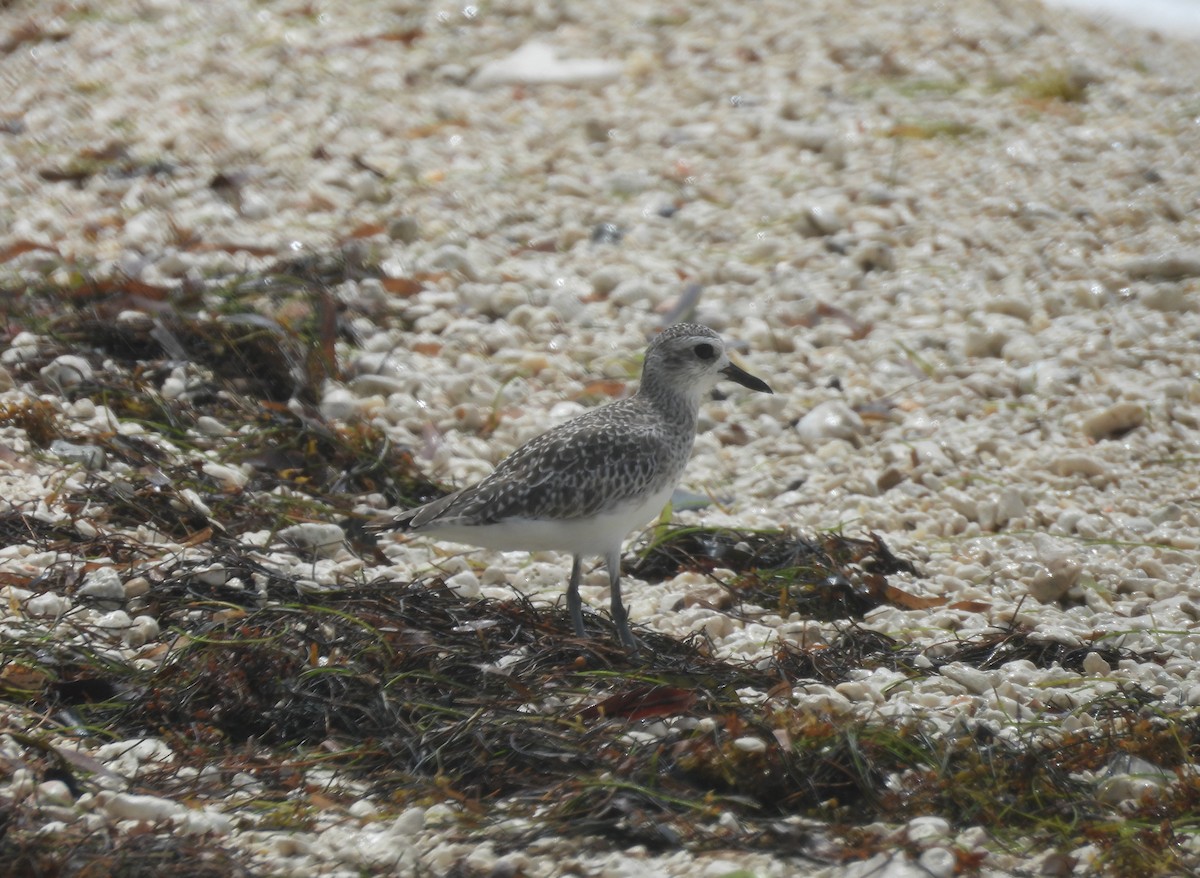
<box><xmin>40</xmin><ymin>355</ymin><xmax>93</xmax><ymax>389</ymax></box>
<box><xmin>77</xmin><ymin>568</ymin><xmax>126</xmax><ymax>602</ymax></box>
<box><xmin>795</xmin><ymin>400</ymin><xmax>866</xmax><ymax>445</ymax></box>
<box><xmin>1082</xmin><ymin>402</ymin><xmax>1145</xmax><ymax>441</ymax></box>
<box><xmin>471</xmin><ymin>42</ymin><xmax>622</xmax><ymax>89</ymax></box>
<box><xmin>279</xmin><ymin>523</ymin><xmax>347</xmax><ymax>558</ymax></box>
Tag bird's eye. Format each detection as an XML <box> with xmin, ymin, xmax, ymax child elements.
<box><xmin>694</xmin><ymin>342</ymin><xmax>716</xmax><ymax>361</ymax></box>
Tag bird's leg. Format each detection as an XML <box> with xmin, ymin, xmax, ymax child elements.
<box><xmin>567</xmin><ymin>554</ymin><xmax>586</xmax><ymax>637</ymax></box>
<box><xmin>606</xmin><ymin>549</ymin><xmax>638</xmax><ymax>650</ymax></box>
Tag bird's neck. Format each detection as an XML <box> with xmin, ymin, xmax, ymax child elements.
<box><xmin>633</xmin><ymin>380</ymin><xmax>701</xmax><ymax>432</ymax></box>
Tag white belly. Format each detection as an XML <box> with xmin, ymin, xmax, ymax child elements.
<box><xmin>422</xmin><ymin>482</ymin><xmax>676</xmax><ymax>557</ymax></box>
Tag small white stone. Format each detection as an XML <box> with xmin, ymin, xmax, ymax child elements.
<box><xmin>320</xmin><ymin>386</ymin><xmax>360</xmax><ymax>422</ymax></box>
<box><xmin>96</xmin><ymin>610</ymin><xmax>133</xmax><ymax>630</ymax></box>
<box><xmin>35</xmin><ymin>780</ymin><xmax>73</xmax><ymax>806</ymax></box>
<box><xmin>279</xmin><ymin>523</ymin><xmax>346</xmax><ymax>558</ymax></box>
<box><xmin>1082</xmin><ymin>402</ymin><xmax>1144</xmax><ymax>441</ymax></box>
<box><xmin>173</xmin><ymin>807</ymin><xmax>234</xmax><ymax>836</ymax></box>
<box><xmin>703</xmin><ymin>856</ymin><xmax>743</xmax><ymax>875</ymax></box>
<box><xmin>69</xmin><ymin>397</ymin><xmax>96</xmax><ymax>420</ymax></box>
<box><xmin>939</xmin><ymin>663</ymin><xmax>992</xmax><ymax>694</ymax></box>
<box><xmin>125</xmin><ymin>615</ymin><xmax>161</xmax><ymax>648</ymax></box>
<box><xmin>994</xmin><ymin>486</ymin><xmax>1026</xmax><ymax>527</ymax></box>
<box><xmin>9</xmin><ymin>768</ymin><xmax>35</xmax><ymax>798</ymax></box>
<box><xmin>1028</xmin><ymin>535</ymin><xmax>1082</xmax><ymax>602</ymax></box>
<box><xmin>103</xmin><ymin>791</ymin><xmax>179</xmax><ymax>822</ymax></box>
<box><xmin>1081</xmin><ymin>652</ymin><xmax>1111</xmax><ymax>675</ymax></box>
<box><xmin>391</xmin><ymin>806</ymin><xmax>426</xmax><ymax>836</ymax></box>
<box><xmin>194</xmin><ymin>565</ymin><xmax>228</xmax><ymax>587</ymax></box>
<box><xmin>25</xmin><ymin>592</ymin><xmax>70</xmax><ymax>617</ymax></box>
<box><xmin>796</xmin><ymin>400</ymin><xmax>865</xmax><ymax>445</ymax></box>
<box><xmin>423</xmin><ymin>803</ymin><xmax>456</xmax><ymax>826</ymax></box>
<box><xmin>202</xmin><ymin>462</ymin><xmax>248</xmax><ymax>490</ymax></box>
<box><xmin>590</xmin><ymin>266</ymin><xmax>626</xmax><ymax>296</ymax></box>
<box><xmin>78</xmin><ymin>568</ymin><xmax>125</xmax><ymax>602</ymax></box>
<box><xmin>1052</xmin><ymin>454</ymin><xmax>1107</xmax><ymax>478</ymax></box>
<box><xmin>907</xmin><ymin>815</ymin><xmax>951</xmax><ymax>842</ymax></box>
<box><xmin>918</xmin><ymin>847</ymin><xmax>957</xmax><ymax>878</ymax></box>
<box><xmin>160</xmin><ymin>375</ymin><xmax>187</xmax><ymax>399</ymax></box>
<box><xmin>422</xmin><ymin>244</ymin><xmax>480</xmax><ymax>279</ymax></box>
<box><xmin>1096</xmin><ymin>774</ymin><xmax>1165</xmax><ymax>805</ymax></box>
<box><xmin>797</xmin><ymin>200</ymin><xmax>848</xmax><ymax>236</ymax></box>
<box><xmin>195</xmin><ymin>416</ymin><xmax>232</xmax><ymax>436</ymax></box>
<box><xmin>1119</xmin><ymin>252</ymin><xmax>1200</xmax><ymax>281</ymax></box>
<box><xmin>124</xmin><ymin>576</ymin><xmax>151</xmax><ymax>599</ymax></box>
<box><xmin>50</xmin><ymin>440</ymin><xmax>106</xmax><ymax>471</ymax></box>
<box><xmin>835</xmin><ymin>680</ymin><xmax>876</xmax><ymax>702</ymax></box>
<box><xmin>471</xmin><ymin>41</ymin><xmax>622</xmax><ymax>89</ymax></box>
<box><xmin>1073</xmin><ymin>514</ymin><xmax>1108</xmax><ymax>540</ymax></box>
<box><xmin>445</xmin><ymin>570</ymin><xmax>481</xmax><ymax>599</ymax></box>
<box><xmin>731</xmin><ymin>736</ymin><xmax>767</xmax><ymax>753</ymax></box>
<box><xmin>172</xmin><ymin>488</ymin><xmax>211</xmax><ymax>517</ymax></box>
<box><xmin>40</xmin><ymin>354</ymin><xmax>93</xmax><ymax>388</ymax></box>
<box><xmin>465</xmin><ymin>842</ymin><xmax>498</xmax><ymax>873</ymax></box>
<box><xmin>609</xmin><ymin>277</ymin><xmax>656</xmax><ymax>307</ymax></box>
<box><xmin>269</xmin><ymin>835</ymin><xmax>312</xmax><ymax>857</ymax></box>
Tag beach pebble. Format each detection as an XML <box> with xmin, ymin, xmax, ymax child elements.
<box><xmin>279</xmin><ymin>523</ymin><xmax>347</xmax><ymax>558</ymax></box>
<box><xmin>123</xmin><ymin>576</ymin><xmax>151</xmax><ymax>599</ymax></box>
<box><xmin>422</xmin><ymin>244</ymin><xmax>480</xmax><ymax>280</ymax></box>
<box><xmin>1028</xmin><ymin>551</ymin><xmax>1082</xmax><ymax>603</ymax></box>
<box><xmin>40</xmin><ymin>354</ymin><xmax>92</xmax><ymax>389</ymax></box>
<box><xmin>386</xmin><ymin>215</ymin><xmax>420</xmax><ymax>243</ymax></box>
<box><xmin>994</xmin><ymin>486</ymin><xmax>1026</xmax><ymax>527</ymax></box>
<box><xmin>25</xmin><ymin>592</ymin><xmax>70</xmax><ymax>617</ymax></box>
<box><xmin>795</xmin><ymin>400</ymin><xmax>865</xmax><ymax>444</ymax></box>
<box><xmin>1141</xmin><ymin>284</ymin><xmax>1191</xmax><ymax>312</ymax></box>
<box><xmin>125</xmin><ymin>615</ymin><xmax>161</xmax><ymax>648</ymax></box>
<box><xmin>37</xmin><ymin>780</ymin><xmax>74</xmax><ymax>805</ymax></box>
<box><xmin>102</xmin><ymin>792</ymin><xmax>180</xmax><ymax>823</ymax></box>
<box><xmin>939</xmin><ymin>663</ymin><xmax>992</xmax><ymax>694</ymax></box>
<box><xmin>321</xmin><ymin>386</ymin><xmax>361</xmax><ymax>422</ymax></box>
<box><xmin>918</xmin><ymin>848</ymin><xmax>957</xmax><ymax>878</ymax></box>
<box><xmin>1118</xmin><ymin>252</ymin><xmax>1200</xmax><ymax>280</ymax></box>
<box><xmin>1095</xmin><ymin>755</ymin><xmax>1173</xmax><ymax>804</ymax></box>
<box><xmin>50</xmin><ymin>440</ymin><xmax>106</xmax><ymax>471</ymax></box>
<box><xmin>907</xmin><ymin>816</ymin><xmax>951</xmax><ymax>842</ymax></box>
<box><xmin>77</xmin><ymin>568</ymin><xmax>125</xmax><ymax>603</ymax></box>
<box><xmin>95</xmin><ymin>610</ymin><xmax>133</xmax><ymax>630</ymax></box>
<box><xmin>202</xmin><ymin>462</ymin><xmax>248</xmax><ymax>490</ymax></box>
<box><xmin>471</xmin><ymin>41</ymin><xmax>622</xmax><ymax>89</ymax></box>
<box><xmin>1082</xmin><ymin>402</ymin><xmax>1144</xmax><ymax>440</ymax></box>
<box><xmin>1082</xmin><ymin>651</ymin><xmax>1111</xmax><ymax>675</ymax></box>
<box><xmin>731</xmin><ymin>736</ymin><xmax>768</xmax><ymax>754</ymax></box>
<box><xmin>391</xmin><ymin>807</ymin><xmax>426</xmax><ymax>835</ymax></box>
<box><xmin>445</xmin><ymin>570</ymin><xmax>481</xmax><ymax>599</ymax></box>
<box><xmin>174</xmin><ymin>808</ymin><xmax>234</xmax><ymax>837</ymax></box>
<box><xmin>1051</xmin><ymin>454</ymin><xmax>1107</xmax><ymax>478</ymax></box>
<box><xmin>796</xmin><ymin>200</ymin><xmax>848</xmax><ymax>237</ymax></box>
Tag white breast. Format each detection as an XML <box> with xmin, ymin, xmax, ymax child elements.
<box><xmin>421</xmin><ymin>482</ymin><xmax>677</xmax><ymax>557</ymax></box>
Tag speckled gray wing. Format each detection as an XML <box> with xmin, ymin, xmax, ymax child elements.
<box><xmin>397</xmin><ymin>403</ymin><xmax>687</xmax><ymax>529</ymax></box>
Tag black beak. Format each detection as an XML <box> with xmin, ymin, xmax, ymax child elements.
<box><xmin>721</xmin><ymin>361</ymin><xmax>773</xmax><ymax>394</ymax></box>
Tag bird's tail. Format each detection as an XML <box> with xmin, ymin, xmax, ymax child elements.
<box><xmin>366</xmin><ymin>489</ymin><xmax>462</xmax><ymax>534</ymax></box>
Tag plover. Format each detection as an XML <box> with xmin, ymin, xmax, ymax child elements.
<box><xmin>374</xmin><ymin>323</ymin><xmax>773</xmax><ymax>649</ymax></box>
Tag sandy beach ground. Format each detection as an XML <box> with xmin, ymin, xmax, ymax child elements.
<box><xmin>2</xmin><ymin>0</ymin><xmax>1200</xmax><ymax>874</ymax></box>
